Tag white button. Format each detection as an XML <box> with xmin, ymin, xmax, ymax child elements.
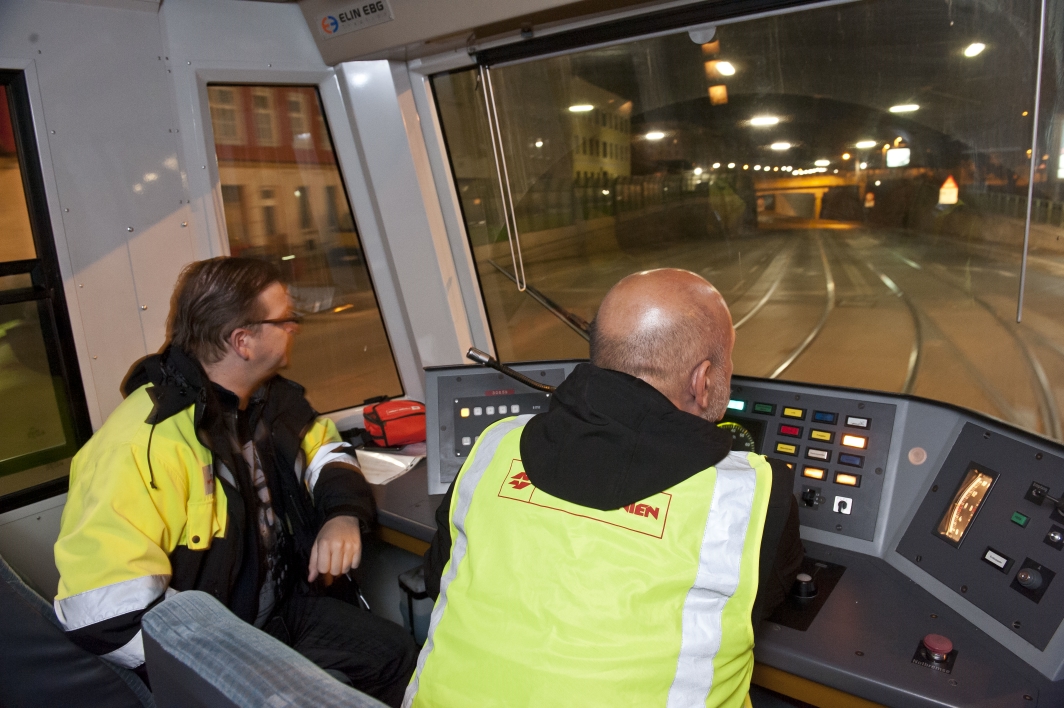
<box><xmin>461</xmin><ymin>437</ymin><xmax>471</xmax><ymax>446</ymax></box>
<box><xmin>833</xmin><ymin>496</ymin><xmax>852</xmax><ymax>514</ymax></box>
<box><xmin>511</xmin><ymin>404</ymin><xmax>520</xmax><ymax>413</ymax></box>
<box><xmin>473</xmin><ymin>407</ymin><xmax>482</xmax><ymax>416</ymax></box>
<box><xmin>807</xmin><ymin>449</ymin><xmax>829</xmax><ymax>460</ymax></box>
<box><xmin>486</xmin><ymin>406</ymin><xmax>495</xmax><ymax>415</ymax></box>
<box><xmin>984</xmin><ymin>549</ymin><xmax>1008</xmax><ymax>569</ymax></box>
<box><xmin>498</xmin><ymin>405</ymin><xmax>508</xmax><ymax>414</ymax></box>
<box><xmin>846</xmin><ymin>416</ymin><xmax>869</xmax><ymax>428</ymax></box>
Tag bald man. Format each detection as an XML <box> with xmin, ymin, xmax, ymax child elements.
<box><xmin>408</xmin><ymin>269</ymin><xmax>803</xmax><ymax>708</ymax></box>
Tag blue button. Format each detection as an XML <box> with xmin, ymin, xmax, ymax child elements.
<box><xmin>839</xmin><ymin>453</ymin><xmax>864</xmax><ymax>468</ymax></box>
<box><xmin>813</xmin><ymin>411</ymin><xmax>838</xmax><ymax>424</ymax></box>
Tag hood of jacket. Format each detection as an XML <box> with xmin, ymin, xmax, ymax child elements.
<box><xmin>519</xmin><ymin>363</ymin><xmax>733</xmax><ymax>510</ymax></box>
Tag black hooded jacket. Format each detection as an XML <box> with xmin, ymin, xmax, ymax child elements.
<box><xmin>424</xmin><ymin>363</ymin><xmax>803</xmax><ymax>622</ymax></box>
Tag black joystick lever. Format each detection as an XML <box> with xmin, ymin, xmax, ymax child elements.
<box><xmin>466</xmin><ymin>348</ymin><xmax>556</xmax><ymax>394</ymax></box>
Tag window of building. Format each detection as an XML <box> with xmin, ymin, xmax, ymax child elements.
<box><xmin>288</xmin><ymin>91</ymin><xmax>312</xmax><ymax>149</ymax></box>
<box><xmin>431</xmin><ymin>0</ymin><xmax>1064</xmax><ymax>439</ymax></box>
<box><xmin>250</xmin><ymin>88</ymin><xmax>279</xmax><ymax>147</ymax></box>
<box><xmin>0</xmin><ymin>72</ymin><xmax>92</xmax><ymax>502</ymax></box>
<box><xmin>296</xmin><ymin>185</ymin><xmax>313</xmax><ymax>231</ymax></box>
<box><xmin>207</xmin><ymin>87</ymin><xmax>245</xmax><ymax>145</ymax></box>
<box><xmin>208</xmin><ymin>84</ymin><xmax>403</xmax><ymax>412</ymax></box>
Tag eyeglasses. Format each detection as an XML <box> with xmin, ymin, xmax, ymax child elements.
<box><xmin>244</xmin><ymin>314</ymin><xmax>303</xmax><ymax>329</ymax></box>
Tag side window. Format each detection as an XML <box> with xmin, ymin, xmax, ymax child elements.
<box><xmin>0</xmin><ymin>72</ymin><xmax>92</xmax><ymax>502</ymax></box>
<box><xmin>207</xmin><ymin>84</ymin><xmax>404</xmax><ymax>412</ymax></box>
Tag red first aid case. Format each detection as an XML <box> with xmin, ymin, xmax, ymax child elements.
<box><xmin>363</xmin><ymin>400</ymin><xmax>426</xmax><ymax>447</ymax></box>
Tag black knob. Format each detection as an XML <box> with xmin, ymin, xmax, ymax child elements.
<box><xmin>801</xmin><ymin>489</ymin><xmax>818</xmax><ymax>507</ymax></box>
<box><xmin>792</xmin><ymin>572</ymin><xmax>817</xmax><ymax>598</ymax></box>
<box><xmin>1017</xmin><ymin>568</ymin><xmax>1043</xmax><ymax>590</ymax></box>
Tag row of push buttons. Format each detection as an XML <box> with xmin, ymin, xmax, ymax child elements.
<box><xmin>740</xmin><ymin>400</ymin><xmax>871</xmax><ymax>429</ymax></box>
<box><xmin>776</xmin><ymin>424</ymin><xmax>868</xmax><ymax>449</ymax></box>
<box><xmin>802</xmin><ymin>466</ymin><xmax>861</xmax><ymax>487</ymax></box>
<box><xmin>774</xmin><ymin>441</ymin><xmax>865</xmax><ymax>468</ymax></box>
<box><xmin>459</xmin><ymin>404</ymin><xmax>521</xmax><ymax>418</ymax></box>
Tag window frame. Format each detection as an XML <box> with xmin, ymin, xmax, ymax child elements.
<box><xmin>188</xmin><ymin>66</ymin><xmax>425</xmax><ymax>417</ymax></box>
<box><xmin>0</xmin><ymin>70</ymin><xmax>93</xmax><ymax>508</ymax></box>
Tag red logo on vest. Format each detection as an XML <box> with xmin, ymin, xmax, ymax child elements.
<box><xmin>622</xmin><ymin>503</ymin><xmax>660</xmax><ymax>520</ymax></box>
<box><xmin>509</xmin><ymin>472</ymin><xmax>532</xmax><ymax>490</ymax></box>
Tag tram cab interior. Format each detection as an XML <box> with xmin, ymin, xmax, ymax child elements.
<box><xmin>2</xmin><ymin>0</ymin><xmax>1064</xmax><ymax>705</ymax></box>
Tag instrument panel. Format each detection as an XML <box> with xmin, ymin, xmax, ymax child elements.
<box><xmin>423</xmin><ymin>361</ymin><xmax>1064</xmax><ymax>704</ymax></box>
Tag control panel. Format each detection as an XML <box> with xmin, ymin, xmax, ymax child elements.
<box><xmin>421</xmin><ymin>360</ymin><xmax>1064</xmax><ymax>703</ymax></box>
<box><xmin>897</xmin><ymin>423</ymin><xmax>1064</xmax><ymax>651</ymax></box>
<box><xmin>424</xmin><ymin>361</ymin><xmax>579</xmax><ymax>494</ymax></box>
<box><xmin>723</xmin><ymin>382</ymin><xmax>896</xmax><ymax>542</ymax></box>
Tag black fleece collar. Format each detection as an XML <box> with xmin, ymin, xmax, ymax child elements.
<box><xmin>519</xmin><ymin>363</ymin><xmax>733</xmax><ymax>510</ymax></box>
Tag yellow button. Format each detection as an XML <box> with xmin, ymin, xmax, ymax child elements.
<box><xmin>835</xmin><ymin>472</ymin><xmax>860</xmax><ymax>487</ymax></box>
<box><xmin>841</xmin><ymin>434</ymin><xmax>867</xmax><ymax>449</ymax></box>
<box><xmin>460</xmin><ymin>408</ymin><xmax>470</xmax><ymax>418</ymax></box>
<box><xmin>782</xmin><ymin>407</ymin><xmax>805</xmax><ymax>419</ymax></box>
<box><xmin>810</xmin><ymin>430</ymin><xmax>833</xmax><ymax>442</ymax></box>
<box><xmin>802</xmin><ymin>467</ymin><xmax>826</xmax><ymax>480</ymax></box>
<box><xmin>775</xmin><ymin>443</ymin><xmax>797</xmax><ymax>455</ymax></box>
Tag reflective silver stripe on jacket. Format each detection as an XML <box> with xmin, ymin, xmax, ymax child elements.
<box><xmin>54</xmin><ymin>574</ymin><xmax>171</xmax><ymax>631</ymax></box>
<box><xmin>666</xmin><ymin>451</ymin><xmax>758</xmax><ymax>707</ymax></box>
<box><xmin>402</xmin><ymin>415</ymin><xmax>531</xmax><ymax>708</ymax></box>
<box><xmin>304</xmin><ymin>441</ymin><xmax>357</xmax><ymax>493</ymax></box>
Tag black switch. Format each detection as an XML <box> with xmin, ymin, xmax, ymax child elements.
<box><xmin>1026</xmin><ymin>482</ymin><xmax>1051</xmax><ymax>505</ymax></box>
<box><xmin>801</xmin><ymin>487</ymin><xmax>820</xmax><ymax>508</ymax></box>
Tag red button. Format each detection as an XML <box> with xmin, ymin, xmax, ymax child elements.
<box><xmin>922</xmin><ymin>634</ymin><xmax>953</xmax><ymax>658</ymax></box>
<box><xmin>780</xmin><ymin>425</ymin><xmax>801</xmax><ymax>437</ymax></box>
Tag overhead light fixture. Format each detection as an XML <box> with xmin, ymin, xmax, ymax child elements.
<box><xmin>645</xmin><ymin>131</ymin><xmax>665</xmax><ymax>140</ymax></box>
<box><xmin>770</xmin><ymin>142</ymin><xmax>791</xmax><ymax>150</ymax></box>
<box><xmin>716</xmin><ymin>61</ymin><xmax>736</xmax><ymax>76</ymax></box>
<box><xmin>814</xmin><ymin>159</ymin><xmax>831</xmax><ymax>167</ymax></box>
<box><xmin>750</xmin><ymin>116</ymin><xmax>780</xmax><ymax>127</ymax></box>
<box><xmin>855</xmin><ymin>140</ymin><xmax>878</xmax><ymax>149</ymax></box>
<box><xmin>964</xmin><ymin>42</ymin><xmax>986</xmax><ymax>57</ymax></box>
<box><xmin>889</xmin><ymin>104</ymin><xmax>920</xmax><ymax>113</ymax></box>
<box><xmin>727</xmin><ymin>162</ymin><xmax>736</xmax><ymax>168</ymax></box>
<box><xmin>534</xmin><ymin>140</ymin><xmax>544</xmax><ymax>148</ymax></box>
<box><xmin>842</xmin><ymin>152</ymin><xmax>851</xmax><ymax>160</ymax></box>
<box><xmin>859</xmin><ymin>162</ymin><xmax>868</xmax><ymax>169</ymax></box>
<box><xmin>743</xmin><ymin>164</ymin><xmax>749</xmax><ymax>170</ymax></box>
<box><xmin>754</xmin><ymin>165</ymin><xmax>762</xmax><ymax>170</ymax></box>
<box><xmin>712</xmin><ymin>162</ymin><xmax>721</xmax><ymax>168</ymax></box>
<box><xmin>569</xmin><ymin>104</ymin><xmax>594</xmax><ymax>112</ymax></box>
<box><xmin>694</xmin><ymin>167</ymin><xmax>703</xmax><ymax>175</ymax></box>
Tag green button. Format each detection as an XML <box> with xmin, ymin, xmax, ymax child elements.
<box><xmin>1011</xmin><ymin>511</ymin><xmax>1030</xmax><ymax>528</ymax></box>
<box><xmin>753</xmin><ymin>403</ymin><xmax>775</xmax><ymax>415</ymax></box>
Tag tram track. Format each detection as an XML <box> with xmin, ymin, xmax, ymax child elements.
<box><xmin>875</xmin><ymin>239</ymin><xmax>1062</xmax><ymax>441</ymax></box>
<box><xmin>769</xmin><ymin>234</ymin><xmax>835</xmax><ymax>380</ymax></box>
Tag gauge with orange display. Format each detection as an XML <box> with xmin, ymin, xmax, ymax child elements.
<box><xmin>935</xmin><ymin>464</ymin><xmax>998</xmax><ymax>547</ymax></box>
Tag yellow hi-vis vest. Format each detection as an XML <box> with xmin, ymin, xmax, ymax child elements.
<box><xmin>405</xmin><ymin>415</ymin><xmax>772</xmax><ymax>708</ymax></box>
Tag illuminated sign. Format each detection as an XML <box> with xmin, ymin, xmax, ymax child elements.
<box><xmin>886</xmin><ymin>147</ymin><xmax>910</xmax><ymax>167</ymax></box>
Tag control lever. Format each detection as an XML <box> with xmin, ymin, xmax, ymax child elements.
<box><xmin>466</xmin><ymin>348</ymin><xmax>556</xmax><ymax>394</ymax></box>
<box><xmin>1029</xmin><ymin>484</ymin><xmax>1064</xmax><ymax>515</ymax></box>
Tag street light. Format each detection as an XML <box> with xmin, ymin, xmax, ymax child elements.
<box><xmin>964</xmin><ymin>42</ymin><xmax>986</xmax><ymax>57</ymax></box>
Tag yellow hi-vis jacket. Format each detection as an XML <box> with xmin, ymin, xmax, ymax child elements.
<box><xmin>54</xmin><ymin>381</ymin><xmax>352</xmax><ymax>668</ymax></box>
<box><xmin>404</xmin><ymin>415</ymin><xmax>772</xmax><ymax>708</ymax></box>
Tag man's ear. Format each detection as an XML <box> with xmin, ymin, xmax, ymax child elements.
<box><xmin>690</xmin><ymin>359</ymin><xmax>713</xmax><ymax>411</ymax></box>
<box><xmin>227</xmin><ymin>327</ymin><xmax>253</xmax><ymax>362</ymax></box>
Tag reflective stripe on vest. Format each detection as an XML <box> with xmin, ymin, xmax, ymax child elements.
<box><xmin>406</xmin><ymin>417</ymin><xmax>771</xmax><ymax>708</ymax></box>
